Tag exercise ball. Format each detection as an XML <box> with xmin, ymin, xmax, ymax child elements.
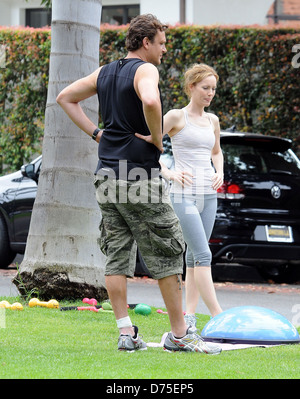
<box><xmin>201</xmin><ymin>306</ymin><xmax>300</xmax><ymax>345</ymax></box>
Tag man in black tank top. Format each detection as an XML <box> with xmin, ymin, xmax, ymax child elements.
<box><xmin>57</xmin><ymin>15</ymin><xmax>221</xmax><ymax>354</ymax></box>
<box><xmin>96</xmin><ymin>57</ymin><xmax>162</xmax><ymax>179</ymax></box>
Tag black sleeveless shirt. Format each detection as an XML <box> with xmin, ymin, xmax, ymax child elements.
<box><xmin>96</xmin><ymin>58</ymin><xmax>162</xmax><ymax>180</ymax></box>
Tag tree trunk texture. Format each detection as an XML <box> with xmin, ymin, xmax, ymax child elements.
<box><xmin>13</xmin><ymin>0</ymin><xmax>107</xmax><ymax>301</ymax></box>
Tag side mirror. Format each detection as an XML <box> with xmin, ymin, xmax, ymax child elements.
<box><xmin>21</xmin><ymin>163</ymin><xmax>38</xmax><ymax>182</ymax></box>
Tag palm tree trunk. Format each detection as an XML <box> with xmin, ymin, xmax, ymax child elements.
<box><xmin>13</xmin><ymin>0</ymin><xmax>107</xmax><ymax>300</ymax></box>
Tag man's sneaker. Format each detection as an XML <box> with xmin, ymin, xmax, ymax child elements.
<box><xmin>184</xmin><ymin>313</ymin><xmax>198</xmax><ymax>332</ymax></box>
<box><xmin>118</xmin><ymin>325</ymin><xmax>147</xmax><ymax>351</ymax></box>
<box><xmin>163</xmin><ymin>328</ymin><xmax>222</xmax><ymax>355</ymax></box>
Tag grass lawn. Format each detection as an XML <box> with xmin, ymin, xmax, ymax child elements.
<box><xmin>0</xmin><ymin>295</ymin><xmax>299</xmax><ymax>380</ymax></box>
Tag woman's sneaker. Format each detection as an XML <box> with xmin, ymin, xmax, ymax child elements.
<box><xmin>118</xmin><ymin>325</ymin><xmax>147</xmax><ymax>351</ymax></box>
<box><xmin>163</xmin><ymin>328</ymin><xmax>222</xmax><ymax>355</ymax></box>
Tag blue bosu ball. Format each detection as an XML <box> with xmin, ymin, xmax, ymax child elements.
<box><xmin>201</xmin><ymin>306</ymin><xmax>300</xmax><ymax>345</ymax></box>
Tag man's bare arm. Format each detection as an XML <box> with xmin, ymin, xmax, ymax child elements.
<box><xmin>134</xmin><ymin>63</ymin><xmax>163</xmax><ymax>152</ymax></box>
<box><xmin>56</xmin><ymin>68</ymin><xmax>102</xmax><ymax>142</ymax></box>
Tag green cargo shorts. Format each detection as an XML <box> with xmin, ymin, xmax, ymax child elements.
<box><xmin>94</xmin><ymin>176</ymin><xmax>185</xmax><ymax>280</ymax></box>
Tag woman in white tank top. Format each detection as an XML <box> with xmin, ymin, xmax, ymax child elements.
<box><xmin>161</xmin><ymin>64</ymin><xmax>223</xmax><ymax>323</ymax></box>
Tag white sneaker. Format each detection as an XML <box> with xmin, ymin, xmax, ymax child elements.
<box><xmin>163</xmin><ymin>327</ymin><xmax>222</xmax><ymax>355</ymax></box>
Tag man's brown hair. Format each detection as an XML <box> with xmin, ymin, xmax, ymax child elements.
<box><xmin>126</xmin><ymin>14</ymin><xmax>168</xmax><ymax>51</ymax></box>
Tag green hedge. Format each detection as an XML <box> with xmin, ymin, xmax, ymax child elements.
<box><xmin>0</xmin><ymin>27</ymin><xmax>50</xmax><ymax>173</ymax></box>
<box><xmin>0</xmin><ymin>24</ymin><xmax>299</xmax><ymax>173</ymax></box>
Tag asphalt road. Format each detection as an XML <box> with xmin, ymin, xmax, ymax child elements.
<box><xmin>127</xmin><ymin>277</ymin><xmax>300</xmax><ymax>325</ymax></box>
<box><xmin>1</xmin><ymin>256</ymin><xmax>300</xmax><ymax>325</ymax></box>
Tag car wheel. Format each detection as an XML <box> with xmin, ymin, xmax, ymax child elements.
<box><xmin>257</xmin><ymin>265</ymin><xmax>300</xmax><ymax>284</ymax></box>
<box><xmin>0</xmin><ymin>215</ymin><xmax>15</xmax><ymax>269</ymax></box>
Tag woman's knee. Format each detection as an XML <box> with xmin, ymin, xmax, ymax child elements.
<box><xmin>194</xmin><ymin>250</ymin><xmax>212</xmax><ymax>266</ymax></box>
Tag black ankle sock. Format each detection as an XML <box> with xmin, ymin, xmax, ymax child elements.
<box><xmin>174</xmin><ymin>329</ymin><xmax>189</xmax><ymax>339</ymax></box>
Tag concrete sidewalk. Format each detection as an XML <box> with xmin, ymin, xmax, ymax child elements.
<box><xmin>0</xmin><ymin>273</ymin><xmax>19</xmax><ymax>297</ymax></box>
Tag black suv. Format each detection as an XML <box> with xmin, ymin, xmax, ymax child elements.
<box><xmin>1</xmin><ymin>132</ymin><xmax>300</xmax><ymax>282</ymax></box>
<box><xmin>161</xmin><ymin>131</ymin><xmax>300</xmax><ymax>282</ymax></box>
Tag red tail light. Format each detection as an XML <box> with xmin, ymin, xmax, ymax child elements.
<box><xmin>217</xmin><ymin>182</ymin><xmax>245</xmax><ymax>199</ymax></box>
<box><xmin>209</xmin><ymin>238</ymin><xmax>223</xmax><ymax>243</ymax></box>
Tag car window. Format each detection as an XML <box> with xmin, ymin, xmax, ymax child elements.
<box><xmin>223</xmin><ymin>144</ymin><xmax>300</xmax><ymax>175</ymax></box>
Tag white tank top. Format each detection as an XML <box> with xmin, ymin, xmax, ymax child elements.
<box><xmin>170</xmin><ymin>108</ymin><xmax>216</xmax><ymax>195</ymax></box>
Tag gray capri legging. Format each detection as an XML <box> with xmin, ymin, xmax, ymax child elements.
<box><xmin>170</xmin><ymin>193</ymin><xmax>217</xmax><ymax>267</ymax></box>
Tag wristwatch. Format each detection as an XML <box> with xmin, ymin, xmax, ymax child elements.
<box><xmin>92</xmin><ymin>128</ymin><xmax>100</xmax><ymax>141</ymax></box>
